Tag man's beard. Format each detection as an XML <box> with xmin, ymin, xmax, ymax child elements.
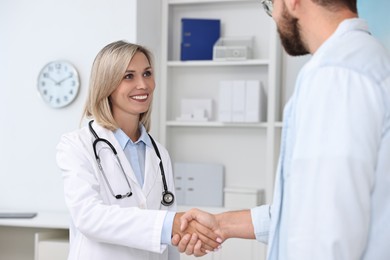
<box><xmin>277</xmin><ymin>3</ymin><xmax>310</xmax><ymax>56</ymax></box>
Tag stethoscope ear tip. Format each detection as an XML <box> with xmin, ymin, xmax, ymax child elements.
<box><xmin>114</xmin><ymin>192</ymin><xmax>132</xmax><ymax>199</ymax></box>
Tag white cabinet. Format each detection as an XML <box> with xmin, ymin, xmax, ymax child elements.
<box><xmin>160</xmin><ymin>1</ymin><xmax>283</xmax><ymax>259</ymax></box>
<box><xmin>0</xmin><ymin>212</ymin><xmax>70</xmax><ymax>260</ymax></box>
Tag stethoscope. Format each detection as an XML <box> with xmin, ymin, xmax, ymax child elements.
<box><xmin>88</xmin><ymin>120</ymin><xmax>174</xmax><ymax>206</ymax></box>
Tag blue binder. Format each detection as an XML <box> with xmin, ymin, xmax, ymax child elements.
<box><xmin>181</xmin><ymin>18</ymin><xmax>221</xmax><ymax>61</ymax></box>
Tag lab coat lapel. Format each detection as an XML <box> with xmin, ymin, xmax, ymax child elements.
<box><xmin>142</xmin><ymin>146</ymin><xmax>160</xmax><ymax>197</ymax></box>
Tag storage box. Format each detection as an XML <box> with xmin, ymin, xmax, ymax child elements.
<box><xmin>218</xmin><ymin>81</ymin><xmax>233</xmax><ymax>122</ymax></box>
<box><xmin>224</xmin><ymin>187</ymin><xmax>265</xmax><ymax>209</ymax></box>
<box><xmin>218</xmin><ymin>80</ymin><xmax>267</xmax><ymax>123</ymax></box>
<box><xmin>245</xmin><ymin>80</ymin><xmax>267</xmax><ymax>122</ymax></box>
<box><xmin>176</xmin><ymin>98</ymin><xmax>213</xmax><ymax>121</ymax></box>
<box><xmin>213</xmin><ymin>36</ymin><xmax>253</xmax><ymax>61</ymax></box>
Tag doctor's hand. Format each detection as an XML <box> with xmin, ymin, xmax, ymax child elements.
<box><xmin>172</xmin><ymin>209</ymin><xmax>226</xmax><ymax>256</ymax></box>
<box><xmin>172</xmin><ymin>212</ymin><xmax>222</xmax><ymax>256</ymax></box>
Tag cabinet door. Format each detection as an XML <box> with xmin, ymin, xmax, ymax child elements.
<box><xmin>35</xmin><ymin>231</ymin><xmax>69</xmax><ymax>260</ymax></box>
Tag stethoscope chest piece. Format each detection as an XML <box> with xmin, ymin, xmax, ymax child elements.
<box><xmin>161</xmin><ymin>191</ymin><xmax>175</xmax><ymax>206</ymax></box>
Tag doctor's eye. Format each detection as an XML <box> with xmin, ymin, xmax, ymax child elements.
<box><xmin>123</xmin><ymin>73</ymin><xmax>134</xmax><ymax>80</ymax></box>
<box><xmin>143</xmin><ymin>70</ymin><xmax>152</xmax><ymax>78</ymax></box>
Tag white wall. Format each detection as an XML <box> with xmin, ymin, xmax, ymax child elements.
<box><xmin>0</xmin><ymin>0</ymin><xmax>161</xmax><ymax>212</ymax></box>
<box><xmin>0</xmin><ymin>0</ymin><xmax>308</xmax><ymax>213</ymax></box>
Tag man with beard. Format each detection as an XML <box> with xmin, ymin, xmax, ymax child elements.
<box><xmin>171</xmin><ymin>0</ymin><xmax>390</xmax><ymax>259</ymax></box>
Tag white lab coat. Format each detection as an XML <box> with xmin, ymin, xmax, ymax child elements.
<box><xmin>56</xmin><ymin>121</ymin><xmax>179</xmax><ymax>260</ymax></box>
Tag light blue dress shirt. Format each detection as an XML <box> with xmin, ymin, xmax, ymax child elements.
<box><xmin>113</xmin><ymin>124</ymin><xmax>175</xmax><ymax>245</ymax></box>
<box><xmin>251</xmin><ymin>18</ymin><xmax>390</xmax><ymax>260</ymax></box>
<box><xmin>114</xmin><ymin>125</ymin><xmax>151</xmax><ymax>187</ymax></box>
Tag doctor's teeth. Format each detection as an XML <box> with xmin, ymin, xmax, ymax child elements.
<box><xmin>132</xmin><ymin>95</ymin><xmax>147</xmax><ymax>100</ymax></box>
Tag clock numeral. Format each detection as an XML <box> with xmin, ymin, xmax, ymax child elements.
<box><xmin>56</xmin><ymin>97</ymin><xmax>61</xmax><ymax>104</ymax></box>
<box><xmin>64</xmin><ymin>96</ymin><xmax>69</xmax><ymax>102</ymax></box>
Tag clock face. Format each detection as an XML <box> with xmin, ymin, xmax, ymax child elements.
<box><xmin>37</xmin><ymin>60</ymin><xmax>80</xmax><ymax>108</ymax></box>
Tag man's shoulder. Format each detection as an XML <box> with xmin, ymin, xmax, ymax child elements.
<box><xmin>318</xmin><ymin>32</ymin><xmax>390</xmax><ymax>83</ymax></box>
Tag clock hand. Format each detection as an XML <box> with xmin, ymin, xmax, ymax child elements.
<box><xmin>57</xmin><ymin>75</ymin><xmax>73</xmax><ymax>85</ymax></box>
<box><xmin>46</xmin><ymin>75</ymin><xmax>59</xmax><ymax>84</ymax></box>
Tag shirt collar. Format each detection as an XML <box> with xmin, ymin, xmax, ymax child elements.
<box><xmin>113</xmin><ymin>124</ymin><xmax>153</xmax><ymax>150</ymax></box>
<box><xmin>315</xmin><ymin>18</ymin><xmax>369</xmax><ymax>56</ymax></box>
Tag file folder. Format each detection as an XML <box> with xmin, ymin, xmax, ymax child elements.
<box><xmin>181</xmin><ymin>18</ymin><xmax>221</xmax><ymax>61</ymax></box>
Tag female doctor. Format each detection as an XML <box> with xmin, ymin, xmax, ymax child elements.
<box><xmin>56</xmin><ymin>41</ymin><xmax>217</xmax><ymax>260</ymax></box>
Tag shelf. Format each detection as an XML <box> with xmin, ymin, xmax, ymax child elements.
<box><xmin>167</xmin><ymin>59</ymin><xmax>269</xmax><ymax>67</ymax></box>
<box><xmin>166</xmin><ymin>121</ymin><xmax>269</xmax><ymax>128</ymax></box>
<box><xmin>168</xmin><ymin>0</ymin><xmax>256</xmax><ymax>5</ymax></box>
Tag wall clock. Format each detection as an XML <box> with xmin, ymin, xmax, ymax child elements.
<box><xmin>37</xmin><ymin>60</ymin><xmax>80</xmax><ymax>108</ymax></box>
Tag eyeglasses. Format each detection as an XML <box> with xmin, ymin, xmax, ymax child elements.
<box><xmin>260</xmin><ymin>0</ymin><xmax>273</xmax><ymax>17</ymax></box>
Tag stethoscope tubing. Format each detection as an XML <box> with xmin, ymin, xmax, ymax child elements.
<box><xmin>88</xmin><ymin>120</ymin><xmax>174</xmax><ymax>205</ymax></box>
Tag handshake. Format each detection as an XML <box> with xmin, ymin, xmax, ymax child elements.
<box><xmin>171</xmin><ymin>208</ymin><xmax>254</xmax><ymax>256</ymax></box>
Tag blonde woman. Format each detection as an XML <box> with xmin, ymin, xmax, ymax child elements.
<box><xmin>56</xmin><ymin>40</ymin><xmax>219</xmax><ymax>260</ymax></box>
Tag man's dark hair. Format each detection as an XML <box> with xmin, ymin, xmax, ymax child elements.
<box><xmin>311</xmin><ymin>0</ymin><xmax>357</xmax><ymax>13</ymax></box>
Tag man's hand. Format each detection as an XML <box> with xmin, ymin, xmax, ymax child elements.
<box><xmin>172</xmin><ymin>211</ymin><xmax>221</xmax><ymax>255</ymax></box>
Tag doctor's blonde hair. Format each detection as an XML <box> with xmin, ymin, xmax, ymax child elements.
<box><xmin>82</xmin><ymin>40</ymin><xmax>154</xmax><ymax>132</ymax></box>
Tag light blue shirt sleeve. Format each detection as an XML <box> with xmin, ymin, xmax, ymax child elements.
<box><xmin>161</xmin><ymin>211</ymin><xmax>176</xmax><ymax>245</ymax></box>
<box><xmin>251</xmin><ymin>204</ymin><xmax>271</xmax><ymax>244</ymax></box>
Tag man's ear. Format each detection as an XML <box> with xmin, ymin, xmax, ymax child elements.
<box><xmin>285</xmin><ymin>0</ymin><xmax>300</xmax><ymax>13</ymax></box>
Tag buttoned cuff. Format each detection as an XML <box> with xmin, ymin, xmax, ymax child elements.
<box><xmin>251</xmin><ymin>205</ymin><xmax>271</xmax><ymax>244</ymax></box>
